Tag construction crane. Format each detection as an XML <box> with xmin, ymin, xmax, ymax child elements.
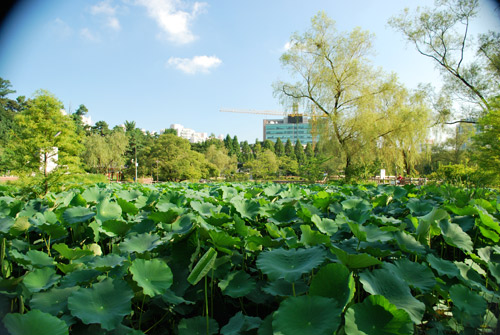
<box><xmin>220</xmin><ymin>109</ymin><xmax>288</xmax><ymax>116</ymax></box>
<box><xmin>220</xmin><ymin>102</ymin><xmax>303</xmax><ymax>117</ymax></box>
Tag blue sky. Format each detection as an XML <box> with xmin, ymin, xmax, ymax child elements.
<box><xmin>1</xmin><ymin>0</ymin><xmax>499</xmax><ymax>143</ymax></box>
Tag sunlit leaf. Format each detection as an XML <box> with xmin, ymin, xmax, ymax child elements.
<box><xmin>23</xmin><ymin>268</ymin><xmax>60</xmax><ymax>293</ymax></box>
<box><xmin>130</xmin><ymin>258</ymin><xmax>173</xmax><ymax>297</ymax></box>
<box><xmin>188</xmin><ymin>247</ymin><xmax>217</xmax><ymax>285</ymax></box>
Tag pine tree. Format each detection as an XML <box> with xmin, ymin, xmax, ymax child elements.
<box><xmin>240</xmin><ymin>141</ymin><xmax>252</xmax><ymax>163</ymax></box>
<box><xmin>275</xmin><ymin>137</ymin><xmax>285</xmax><ymax>157</ymax></box>
<box><xmin>284</xmin><ymin>139</ymin><xmax>295</xmax><ymax>159</ymax></box>
<box><xmin>305</xmin><ymin>142</ymin><xmax>314</xmax><ymax>159</ymax></box>
<box><xmin>263</xmin><ymin>139</ymin><xmax>275</xmax><ymax>152</ymax></box>
<box><xmin>295</xmin><ymin>139</ymin><xmax>305</xmax><ymax>164</ymax></box>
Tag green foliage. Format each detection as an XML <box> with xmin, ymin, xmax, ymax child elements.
<box><xmin>0</xmin><ymin>182</ymin><xmax>498</xmax><ymax>334</ymax></box>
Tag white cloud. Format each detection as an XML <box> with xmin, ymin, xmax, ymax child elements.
<box><xmin>167</xmin><ymin>55</ymin><xmax>222</xmax><ymax>74</ymax></box>
<box><xmin>107</xmin><ymin>17</ymin><xmax>121</xmax><ymax>30</ymax></box>
<box><xmin>80</xmin><ymin>28</ymin><xmax>100</xmax><ymax>42</ymax></box>
<box><xmin>91</xmin><ymin>1</ymin><xmax>116</xmax><ymax>16</ymax></box>
<box><xmin>283</xmin><ymin>41</ymin><xmax>293</xmax><ymax>51</ymax></box>
<box><xmin>50</xmin><ymin>18</ymin><xmax>73</xmax><ymax>39</ymax></box>
<box><xmin>91</xmin><ymin>0</ymin><xmax>121</xmax><ymax>31</ymax></box>
<box><xmin>136</xmin><ymin>0</ymin><xmax>208</xmax><ymax>44</ymax></box>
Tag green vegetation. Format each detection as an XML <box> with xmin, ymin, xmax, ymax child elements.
<box><xmin>0</xmin><ymin>182</ymin><xmax>499</xmax><ymax>334</ymax></box>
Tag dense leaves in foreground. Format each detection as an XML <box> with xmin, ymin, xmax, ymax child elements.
<box><xmin>0</xmin><ymin>182</ymin><xmax>499</xmax><ymax>334</ymax></box>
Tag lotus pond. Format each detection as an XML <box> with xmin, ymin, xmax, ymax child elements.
<box><xmin>0</xmin><ymin>182</ymin><xmax>499</xmax><ymax>334</ymax></box>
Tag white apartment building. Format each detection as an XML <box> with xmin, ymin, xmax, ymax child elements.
<box><xmin>169</xmin><ymin>124</ymin><xmax>209</xmax><ymax>143</ymax></box>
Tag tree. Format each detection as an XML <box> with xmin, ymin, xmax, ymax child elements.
<box><xmin>252</xmin><ymin>141</ymin><xmax>262</xmax><ymax>158</ymax></box>
<box><xmin>294</xmin><ymin>139</ymin><xmax>305</xmax><ymax>164</ymax></box>
<box><xmin>263</xmin><ymin>139</ymin><xmax>275</xmax><ymax>153</ymax></box>
<box><xmin>7</xmin><ymin>90</ymin><xmax>83</xmax><ymax>192</ymax></box>
<box><xmin>0</xmin><ymin>78</ymin><xmax>22</xmax><ymax>173</ymax></box>
<box><xmin>375</xmin><ymin>84</ymin><xmax>433</xmax><ymax>176</ymax></box>
<box><xmin>389</xmin><ymin>0</ymin><xmax>499</xmax><ymax>118</ymax></box>
<box><xmin>72</xmin><ymin>104</ymin><xmax>89</xmax><ymax>133</ymax></box>
<box><xmin>82</xmin><ymin>130</ymin><xmax>128</xmax><ymax>177</ymax></box>
<box><xmin>151</xmin><ymin>133</ymin><xmax>215</xmax><ymax>181</ymax></box>
<box><xmin>472</xmin><ymin>95</ymin><xmax>500</xmax><ymax>185</ymax></box>
<box><xmin>205</xmin><ymin>145</ymin><xmax>237</xmax><ymax>178</ymax></box>
<box><xmin>92</xmin><ymin>121</ymin><xmax>111</xmax><ymax>136</ymax></box>
<box><xmin>274</xmin><ymin>12</ymin><xmax>395</xmax><ymax>178</ymax></box>
<box><xmin>240</xmin><ymin>141</ymin><xmax>253</xmax><ymax>163</ymax></box>
<box><xmin>284</xmin><ymin>139</ymin><xmax>295</xmax><ymax>160</ymax></box>
<box><xmin>304</xmin><ymin>142</ymin><xmax>314</xmax><ymax>159</ymax></box>
<box><xmin>274</xmin><ymin>137</ymin><xmax>285</xmax><ymax>157</ymax></box>
<box><xmin>245</xmin><ymin>149</ymin><xmax>278</xmax><ymax>179</ymax></box>
<box><xmin>232</xmin><ymin>136</ymin><xmax>240</xmax><ymax>158</ymax></box>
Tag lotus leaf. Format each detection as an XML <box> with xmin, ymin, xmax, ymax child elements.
<box><xmin>116</xmin><ymin>197</ymin><xmax>139</xmax><ymax>215</ymax></box>
<box><xmin>262</xmin><ymin>279</ymin><xmax>308</xmax><ymax>297</ymax></box>
<box><xmin>68</xmin><ymin>278</ymin><xmax>133</xmax><ymax>330</ymax></box>
<box><xmin>96</xmin><ymin>199</ymin><xmax>122</xmax><ymax>223</ymax></box>
<box><xmin>256</xmin><ymin>247</ymin><xmax>326</xmax><ymax>282</ymax></box>
<box><xmin>382</xmin><ymin>259</ymin><xmax>436</xmax><ymax>293</ymax></box>
<box><xmin>188</xmin><ymin>247</ymin><xmax>217</xmax><ymax>285</ymax></box>
<box><xmin>52</xmin><ymin>243</ymin><xmax>93</xmax><ymax>260</ymax></box>
<box><xmin>119</xmin><ymin>233</ymin><xmax>162</xmax><ymax>254</ymax></box>
<box><xmin>311</xmin><ymin>214</ymin><xmax>338</xmax><ymax>235</ymax></box>
<box><xmin>426</xmin><ymin>254</ymin><xmax>460</xmax><ymax>278</ymax></box>
<box><xmin>439</xmin><ymin>220</ymin><xmax>473</xmax><ymax>253</ymax></box>
<box><xmin>218</xmin><ymin>270</ymin><xmax>256</xmax><ymax>298</ymax></box>
<box><xmin>449</xmin><ymin>284</ymin><xmax>487</xmax><ymax>316</ymax></box>
<box><xmin>30</xmin><ymin>286</ymin><xmax>79</xmax><ymax>315</ymax></box>
<box><xmin>130</xmin><ymin>258</ymin><xmax>173</xmax><ymax>297</ymax></box>
<box><xmin>24</xmin><ymin>250</ymin><xmax>55</xmax><ymax>268</ymax></box>
<box><xmin>330</xmin><ymin>247</ymin><xmax>382</xmax><ymax>269</ymax></box>
<box><xmin>360</xmin><ymin>268</ymin><xmax>425</xmax><ymax>323</ymax></box>
<box><xmin>23</xmin><ymin>267</ymin><xmax>60</xmax><ymax>293</ymax></box>
<box><xmin>89</xmin><ymin>254</ymin><xmax>126</xmax><ymax>271</ymax></box>
<box><xmin>272</xmin><ymin>295</ymin><xmax>342</xmax><ymax>335</ymax></box>
<box><xmin>299</xmin><ymin>225</ymin><xmax>330</xmax><ymax>247</ymax></box>
<box><xmin>62</xmin><ymin>207</ymin><xmax>95</xmax><ymax>224</ymax></box>
<box><xmin>177</xmin><ymin>316</ymin><xmax>218</xmax><ymax>335</ymax></box>
<box><xmin>231</xmin><ymin>198</ymin><xmax>260</xmax><ymax>219</ymax></box>
<box><xmin>220</xmin><ymin>312</ymin><xmax>262</xmax><ymax>335</ymax></box>
<box><xmin>3</xmin><ymin>309</ymin><xmax>68</xmax><ymax>335</ymax></box>
<box><xmin>309</xmin><ymin>262</ymin><xmax>355</xmax><ymax>309</ymax></box>
<box><xmin>345</xmin><ymin>295</ymin><xmax>413</xmax><ymax>335</ymax></box>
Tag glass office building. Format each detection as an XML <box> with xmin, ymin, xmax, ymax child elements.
<box><xmin>263</xmin><ymin>115</ymin><xmax>315</xmax><ymax>144</ymax></box>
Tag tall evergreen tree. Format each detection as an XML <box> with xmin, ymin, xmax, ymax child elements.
<box><xmin>232</xmin><ymin>135</ymin><xmax>240</xmax><ymax>157</ymax></box>
<box><xmin>224</xmin><ymin>134</ymin><xmax>234</xmax><ymax>155</ymax></box>
<box><xmin>275</xmin><ymin>137</ymin><xmax>285</xmax><ymax>157</ymax></box>
<box><xmin>263</xmin><ymin>139</ymin><xmax>275</xmax><ymax>152</ymax></box>
<box><xmin>284</xmin><ymin>139</ymin><xmax>295</xmax><ymax>159</ymax></box>
<box><xmin>240</xmin><ymin>141</ymin><xmax>252</xmax><ymax>163</ymax></box>
<box><xmin>305</xmin><ymin>142</ymin><xmax>314</xmax><ymax>159</ymax></box>
<box><xmin>295</xmin><ymin>139</ymin><xmax>305</xmax><ymax>164</ymax></box>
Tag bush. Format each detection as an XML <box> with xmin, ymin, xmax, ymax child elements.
<box><xmin>429</xmin><ymin>164</ymin><xmax>490</xmax><ymax>187</ymax></box>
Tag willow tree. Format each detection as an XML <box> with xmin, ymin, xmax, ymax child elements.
<box><xmin>274</xmin><ymin>12</ymin><xmax>396</xmax><ymax>178</ymax></box>
<box><xmin>389</xmin><ymin>0</ymin><xmax>499</xmax><ymax>119</ymax></box>
<box><xmin>375</xmin><ymin>84</ymin><xmax>433</xmax><ymax>176</ymax></box>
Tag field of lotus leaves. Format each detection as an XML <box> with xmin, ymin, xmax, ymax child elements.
<box><xmin>0</xmin><ymin>182</ymin><xmax>499</xmax><ymax>334</ymax></box>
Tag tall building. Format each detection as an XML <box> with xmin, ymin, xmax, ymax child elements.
<box><xmin>263</xmin><ymin>115</ymin><xmax>315</xmax><ymax>144</ymax></box>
